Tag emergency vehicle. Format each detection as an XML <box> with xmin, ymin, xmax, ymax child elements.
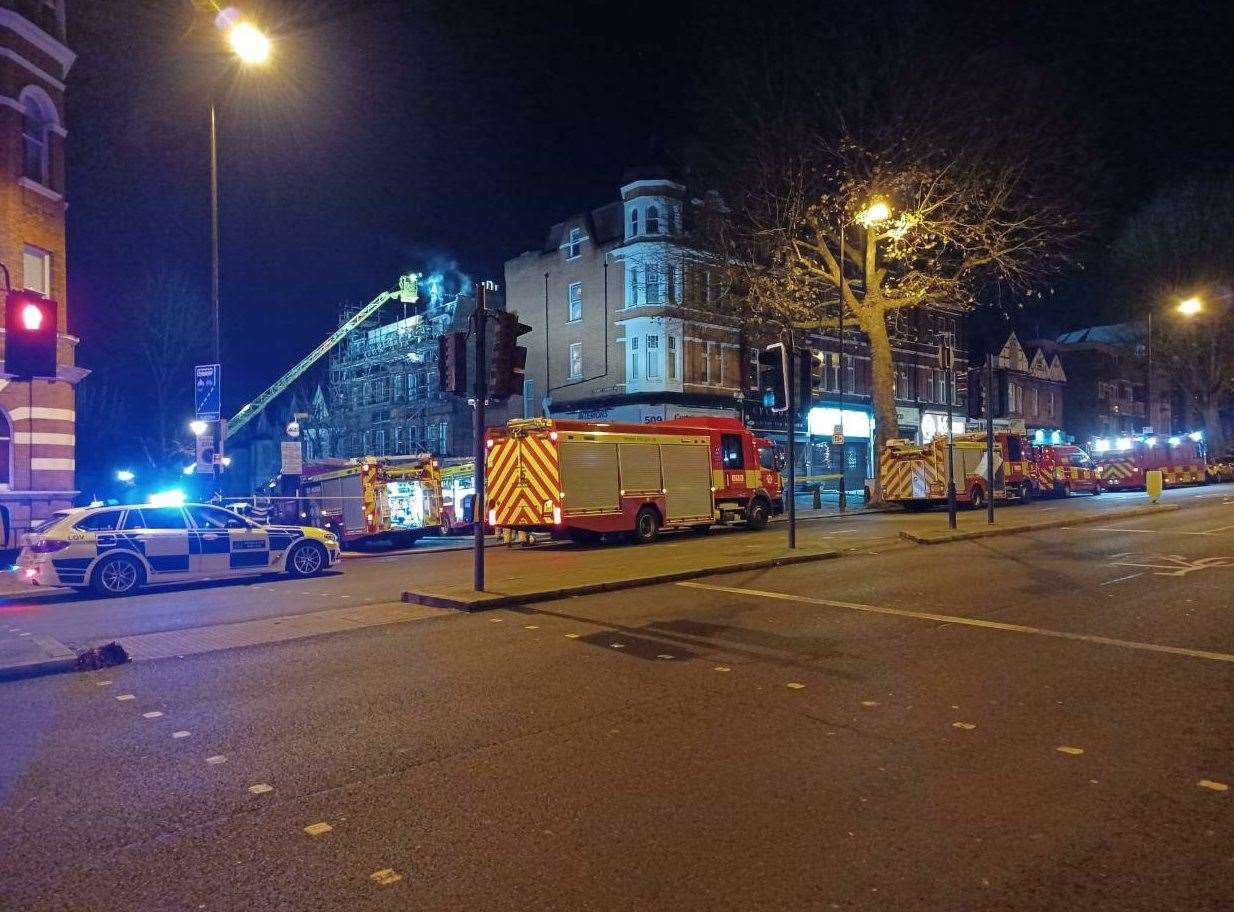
<box><xmin>485</xmin><ymin>417</ymin><xmax>783</xmax><ymax>543</ymax></box>
<box><xmin>1091</xmin><ymin>433</ymin><xmax>1207</xmax><ymax>490</ymax></box>
<box><xmin>299</xmin><ymin>455</ymin><xmax>443</xmax><ymax>547</ymax></box>
<box><xmin>880</xmin><ymin>431</ymin><xmax>1048</xmax><ymax>508</ymax></box>
<box><xmin>15</xmin><ymin>502</ymin><xmax>339</xmax><ymax>596</ymax></box>
<box><xmin>439</xmin><ymin>461</ymin><xmax>477</xmax><ymax>533</ymax></box>
<box><xmin>1032</xmin><ymin>444</ymin><xmax>1101</xmax><ymax>496</ymax></box>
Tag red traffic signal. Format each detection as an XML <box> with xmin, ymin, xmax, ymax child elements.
<box><xmin>5</xmin><ymin>290</ymin><xmax>57</xmax><ymax>379</ymax></box>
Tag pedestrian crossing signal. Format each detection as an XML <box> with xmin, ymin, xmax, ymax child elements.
<box><xmin>5</xmin><ymin>290</ymin><xmax>57</xmax><ymax>379</ymax></box>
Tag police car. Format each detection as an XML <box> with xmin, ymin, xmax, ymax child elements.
<box><xmin>16</xmin><ymin>502</ymin><xmax>341</xmax><ymax>596</ymax></box>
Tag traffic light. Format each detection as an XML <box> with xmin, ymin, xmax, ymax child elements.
<box><xmin>488</xmin><ymin>311</ymin><xmax>532</xmax><ymax>399</ymax></box>
<box><xmin>5</xmin><ymin>290</ymin><xmax>57</xmax><ymax>379</ymax></box>
<box><xmin>438</xmin><ymin>331</ymin><xmax>467</xmax><ymax>396</ymax></box>
<box><xmin>757</xmin><ymin>345</ymin><xmax>787</xmax><ymax>411</ymax></box>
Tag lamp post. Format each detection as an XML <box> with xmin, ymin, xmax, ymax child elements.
<box><xmin>207</xmin><ymin>13</ymin><xmax>269</xmax><ymax>501</ymax></box>
<box><xmin>1146</xmin><ymin>296</ymin><xmax>1202</xmax><ymax>434</ymax></box>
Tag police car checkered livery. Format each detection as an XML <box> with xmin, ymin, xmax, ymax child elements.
<box><xmin>16</xmin><ymin>503</ymin><xmax>340</xmax><ymax>596</ymax></box>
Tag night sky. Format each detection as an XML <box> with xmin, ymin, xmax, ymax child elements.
<box><xmin>64</xmin><ymin>0</ymin><xmax>1234</xmax><ymax>426</ymax></box>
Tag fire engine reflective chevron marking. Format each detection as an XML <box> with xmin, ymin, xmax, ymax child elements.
<box><xmin>488</xmin><ymin>433</ymin><xmax>560</xmax><ymax>526</ymax></box>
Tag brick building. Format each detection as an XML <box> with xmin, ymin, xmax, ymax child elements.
<box><xmin>0</xmin><ymin>1</ymin><xmax>83</xmax><ymax>543</ymax></box>
<box><xmin>968</xmin><ymin>333</ymin><xmax>1066</xmax><ymax>440</ymax></box>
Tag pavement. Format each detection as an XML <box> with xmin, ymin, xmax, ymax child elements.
<box><xmin>0</xmin><ymin>628</ymin><xmax>75</xmax><ymax>679</ymax></box>
<box><xmin>3</xmin><ymin>489</ymin><xmax>1234</xmax><ymax>909</ymax></box>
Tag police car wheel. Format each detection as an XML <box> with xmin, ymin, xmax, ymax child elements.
<box><xmin>91</xmin><ymin>554</ymin><xmax>144</xmax><ymax>597</ymax></box>
<box><xmin>287</xmin><ymin>541</ymin><xmax>328</xmax><ymax>578</ymax></box>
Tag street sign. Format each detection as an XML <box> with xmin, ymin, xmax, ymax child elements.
<box><xmin>280</xmin><ymin>440</ymin><xmax>303</xmax><ymax>475</ymax></box>
<box><xmin>194</xmin><ymin>364</ymin><xmax>221</xmax><ymax>421</ymax></box>
<box><xmin>285</xmin><ymin>420</ymin><xmax>301</xmax><ymax>439</ymax></box>
<box><xmin>195</xmin><ymin>431</ymin><xmax>216</xmax><ymax>472</ymax></box>
<box><xmin>832</xmin><ymin>425</ymin><xmax>845</xmax><ymax>446</ymax></box>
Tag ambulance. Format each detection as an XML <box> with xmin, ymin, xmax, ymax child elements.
<box><xmin>485</xmin><ymin>417</ymin><xmax>783</xmax><ymax>543</ymax></box>
<box><xmin>299</xmin><ymin>455</ymin><xmax>443</xmax><ymax>547</ymax></box>
<box><xmin>1091</xmin><ymin>432</ymin><xmax>1207</xmax><ymax>490</ymax></box>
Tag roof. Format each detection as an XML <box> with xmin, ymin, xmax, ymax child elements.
<box><xmin>542</xmin><ymin>201</ymin><xmax>624</xmax><ymax>253</ymax></box>
<box><xmin>1055</xmin><ymin>322</ymin><xmax>1143</xmax><ymax>347</ymax></box>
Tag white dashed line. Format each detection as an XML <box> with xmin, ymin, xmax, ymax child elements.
<box><xmin>142</xmin><ymin>711</ymin><xmax>163</xmax><ymax>719</ymax></box>
<box><xmin>115</xmin><ymin>694</ymin><xmax>136</xmax><ymax>701</ymax></box>
<box><xmin>1056</xmin><ymin>746</ymin><xmax>1085</xmax><ymax>756</ymax></box>
<box><xmin>1198</xmin><ymin>779</ymin><xmax>1229</xmax><ymax>792</ymax></box>
<box><xmin>304</xmin><ymin>822</ymin><xmax>333</xmax><ymax>836</ymax></box>
<box><xmin>371</xmin><ymin>869</ymin><xmax>403</xmax><ymax>886</ymax></box>
<box><xmin>172</xmin><ymin>731</ymin><xmax>191</xmax><ymax>739</ymax></box>
<box><xmin>205</xmin><ymin>755</ymin><xmax>227</xmax><ymax>765</ymax></box>
<box><xmin>248</xmin><ymin>783</ymin><xmax>274</xmax><ymax>795</ymax></box>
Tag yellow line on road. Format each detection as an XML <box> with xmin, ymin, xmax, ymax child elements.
<box><xmin>678</xmin><ymin>581</ymin><xmax>1234</xmax><ymax>664</ymax></box>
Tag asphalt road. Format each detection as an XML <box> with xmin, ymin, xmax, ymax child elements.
<box><xmin>2</xmin><ymin>488</ymin><xmax>1233</xmax><ymax>909</ymax></box>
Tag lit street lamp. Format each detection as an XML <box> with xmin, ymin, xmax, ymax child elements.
<box><xmin>116</xmin><ymin>469</ymin><xmax>135</xmax><ymax>483</ymax></box>
<box><xmin>189</xmin><ymin>419</ymin><xmax>208</xmax><ymax>437</ymax></box>
<box><xmin>1146</xmin><ymin>295</ymin><xmax>1203</xmax><ymax>434</ymax></box>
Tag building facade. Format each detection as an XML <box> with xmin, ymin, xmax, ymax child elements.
<box><xmin>0</xmin><ymin>0</ymin><xmax>83</xmax><ymax>542</ymax></box>
<box><xmin>968</xmin><ymin>333</ymin><xmax>1067</xmax><ymax>441</ymax></box>
<box><xmin>506</xmin><ymin>172</ymin><xmax>970</xmax><ymax>493</ymax></box>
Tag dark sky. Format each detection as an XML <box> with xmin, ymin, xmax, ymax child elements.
<box><xmin>64</xmin><ymin>0</ymin><xmax>1234</xmax><ymax>418</ymax></box>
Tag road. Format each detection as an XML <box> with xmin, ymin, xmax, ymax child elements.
<box><xmin>1</xmin><ymin>488</ymin><xmax>1233</xmax><ymax>909</ymax></box>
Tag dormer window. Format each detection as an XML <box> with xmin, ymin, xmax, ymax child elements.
<box><xmin>629</xmin><ymin>208</ymin><xmax>639</xmax><ymax>238</ymax></box>
<box><xmin>564</xmin><ymin>226</ymin><xmax>584</xmax><ymax>260</ymax></box>
<box><xmin>646</xmin><ymin>205</ymin><xmax>661</xmax><ymax>234</ymax></box>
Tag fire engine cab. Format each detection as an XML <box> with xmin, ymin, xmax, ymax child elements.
<box><xmin>485</xmin><ymin>417</ymin><xmax>783</xmax><ymax>543</ymax></box>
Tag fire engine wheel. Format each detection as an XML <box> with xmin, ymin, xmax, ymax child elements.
<box><xmin>631</xmin><ymin>507</ymin><xmax>660</xmax><ymax>544</ymax></box>
<box><xmin>1019</xmin><ymin>482</ymin><xmax>1033</xmax><ymax>502</ymax></box>
<box><xmin>1092</xmin><ymin>483</ymin><xmax>1102</xmax><ymax>496</ymax></box>
<box><xmin>1061</xmin><ymin>483</ymin><xmax>1073</xmax><ymax>498</ymax></box>
<box><xmin>969</xmin><ymin>487</ymin><xmax>985</xmax><ymax>510</ymax></box>
<box><xmin>746</xmin><ymin>499</ymin><xmax>770</xmax><ymax>531</ymax></box>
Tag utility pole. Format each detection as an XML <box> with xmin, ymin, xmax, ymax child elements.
<box><xmin>986</xmin><ymin>352</ymin><xmax>995</xmax><ymax>525</ymax></box>
<box><xmin>945</xmin><ymin>335</ymin><xmax>957</xmax><ymax>529</ymax></box>
<box><xmin>786</xmin><ymin>329</ymin><xmax>797</xmax><ymax>548</ymax></box>
<box><xmin>472</xmin><ymin>285</ymin><xmax>488</xmax><ymax>591</ymax></box>
<box><xmin>836</xmin><ymin>218</ymin><xmax>846</xmax><ymax>513</ymax></box>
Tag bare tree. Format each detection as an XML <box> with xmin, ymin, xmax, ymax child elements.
<box><xmin>1109</xmin><ymin>173</ymin><xmax>1234</xmax><ymax>449</ymax></box>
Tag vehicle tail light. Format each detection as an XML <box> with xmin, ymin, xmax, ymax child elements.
<box><xmin>29</xmin><ymin>539</ymin><xmax>71</xmax><ymax>554</ymax></box>
<box><xmin>553</xmin><ymin>507</ymin><xmax>562</xmax><ymax>525</ymax></box>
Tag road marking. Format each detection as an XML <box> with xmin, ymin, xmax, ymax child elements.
<box><xmin>1098</xmin><ymin>573</ymin><xmax>1143</xmax><ymax>586</ymax></box>
<box><xmin>371</xmin><ymin>869</ymin><xmax>403</xmax><ymax>886</ymax></box>
<box><xmin>952</xmin><ymin>722</ymin><xmax>977</xmax><ymax>730</ymax></box>
<box><xmin>523</xmin><ymin>625</ymin><xmax>540</xmax><ymax>630</ymax></box>
<box><xmin>115</xmin><ymin>694</ymin><xmax>136</xmax><ymax>701</ymax></box>
<box><xmin>304</xmin><ymin>822</ymin><xmax>333</xmax><ymax>836</ymax></box>
<box><xmin>248</xmin><ymin>783</ymin><xmax>273</xmax><ymax>795</ymax></box>
<box><xmin>95</xmin><ymin>680</ymin><xmax>111</xmax><ymax>686</ymax></box>
<box><xmin>1202</xmin><ymin>524</ymin><xmax>1234</xmax><ymax>534</ymax></box>
<box><xmin>714</xmin><ymin>666</ymin><xmax>731</xmax><ymax>672</ymax></box>
<box><xmin>861</xmin><ymin>700</ymin><xmax>880</xmax><ymax>707</ymax></box>
<box><xmin>1091</xmin><ymin>526</ymin><xmax>1213</xmax><ymax>536</ymax></box>
<box><xmin>18</xmin><ymin>632</ymin><xmax>30</xmax><ymax>636</ymax></box>
<box><xmin>489</xmin><ymin>617</ymin><xmax>504</xmax><ymax>623</ymax></box>
<box><xmin>1109</xmin><ymin>555</ymin><xmax>1234</xmax><ymax>577</ymax></box>
<box><xmin>678</xmin><ymin>581</ymin><xmax>1234</xmax><ymax>665</ymax></box>
<box><xmin>142</xmin><ymin>711</ymin><xmax>163</xmax><ymax>719</ymax></box>
<box><xmin>564</xmin><ymin>633</ymin><xmax>580</xmax><ymax>639</ymax></box>
<box><xmin>656</xmin><ymin>654</ymin><xmax>675</xmax><ymax>660</ymax></box>
<box><xmin>1056</xmin><ymin>746</ymin><xmax>1085</xmax><ymax>755</ymax></box>
<box><xmin>609</xmin><ymin>643</ymin><xmax>625</xmax><ymax>649</ymax></box>
<box><xmin>172</xmin><ymin>731</ymin><xmax>191</xmax><ymax>739</ymax></box>
<box><xmin>786</xmin><ymin>682</ymin><xmax>806</xmax><ymax>689</ymax></box>
<box><xmin>1197</xmin><ymin>779</ymin><xmax>1229</xmax><ymax>792</ymax></box>
<box><xmin>205</xmin><ymin>755</ymin><xmax>227</xmax><ymax>765</ymax></box>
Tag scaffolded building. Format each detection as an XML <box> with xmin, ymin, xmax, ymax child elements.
<box><xmin>303</xmin><ymin>284</ymin><xmax>506</xmax><ymax>461</ymax></box>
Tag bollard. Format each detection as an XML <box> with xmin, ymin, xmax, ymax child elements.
<box><xmin>813</xmin><ymin>486</ymin><xmax>822</xmax><ymax>509</ymax></box>
<box><xmin>1145</xmin><ymin>469</ymin><xmax>1163</xmax><ymax>503</ymax></box>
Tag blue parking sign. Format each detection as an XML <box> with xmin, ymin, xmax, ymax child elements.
<box><xmin>195</xmin><ymin>364</ymin><xmax>221</xmax><ymax>421</ymax></box>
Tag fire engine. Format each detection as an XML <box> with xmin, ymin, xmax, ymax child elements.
<box><xmin>880</xmin><ymin>431</ymin><xmax>1049</xmax><ymax>508</ymax></box>
<box><xmin>1032</xmin><ymin>444</ymin><xmax>1101</xmax><ymax>496</ymax></box>
<box><xmin>1091</xmin><ymin>432</ymin><xmax>1206</xmax><ymax>490</ymax></box>
<box><xmin>299</xmin><ymin>454</ymin><xmax>443</xmax><ymax>547</ymax></box>
<box><xmin>439</xmin><ymin>461</ymin><xmax>477</xmax><ymax>533</ymax></box>
<box><xmin>485</xmin><ymin>417</ymin><xmax>783</xmax><ymax>543</ymax></box>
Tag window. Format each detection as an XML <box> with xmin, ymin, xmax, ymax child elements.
<box><xmin>567</xmin><ymin>282</ymin><xmax>583</xmax><ymax>322</ymax></box>
<box><xmin>394</xmin><ymin>427</ymin><xmax>404</xmax><ymax>454</ymax></box>
<box><xmin>1029</xmin><ymin>388</ymin><xmax>1039</xmax><ymax>415</ymax></box>
<box><xmin>629</xmin><ymin>337</ymin><xmax>640</xmax><ymax>380</ymax></box>
<box><xmin>376</xmin><ymin>429</ymin><xmax>387</xmax><ymax>456</ymax></box>
<box><xmin>647</xmin><ymin>335</ymin><xmax>660</xmax><ymax>379</ymax></box>
<box><xmin>645</xmin><ymin>263</ymin><xmax>660</xmax><ymax>304</ymax></box>
<box><xmin>630</xmin><ymin>208</ymin><xmax>639</xmax><ymax>237</ymax></box>
<box><xmin>569</xmin><ymin>342</ymin><xmax>583</xmax><ymax>380</ymax></box>
<box><xmin>0</xmin><ymin>411</ymin><xmax>9</xmax><ymax>485</ymax></box>
<box><xmin>565</xmin><ymin>226</ymin><xmax>584</xmax><ymax>259</ymax></box>
<box><xmin>186</xmin><ymin>505</ymin><xmax>248</xmax><ymax>530</ymax></box>
<box><xmin>720</xmin><ymin>434</ymin><xmax>745</xmax><ymax>469</ymax></box>
<box><xmin>409</xmin><ymin>373</ymin><xmax>421</xmax><ymax>399</ymax></box>
<box><xmin>666</xmin><ymin>264</ymin><xmax>677</xmax><ymax>304</ymax></box>
<box><xmin>1048</xmin><ymin>391</ymin><xmax>1055</xmax><ymax>418</ymax></box>
<box><xmin>362</xmin><ymin>430</ymin><xmax>371</xmax><ymax>453</ymax></box>
<box><xmin>667</xmin><ymin>336</ymin><xmax>677</xmax><ymax>379</ymax></box>
<box><xmin>627</xmin><ymin>265</ymin><xmax>640</xmax><ymax>307</ymax></box>
<box><xmin>22</xmin><ymin>246</ymin><xmax>50</xmax><ymax>296</ymax></box>
<box><xmin>76</xmin><ymin>510</ymin><xmax>122</xmax><ymax>532</ymax></box>
<box><xmin>706</xmin><ymin>342</ymin><xmax>723</xmax><ymax>385</ymax></box>
<box><xmin>646</xmin><ymin>205</ymin><xmax>661</xmax><ymax>234</ymax></box>
<box><xmin>143</xmin><ymin>508</ymin><xmax>189</xmax><ymax>530</ymax></box>
<box><xmin>21</xmin><ymin>93</ymin><xmax>52</xmax><ymax>186</ymax></box>
<box><xmin>121</xmin><ymin>510</ymin><xmax>147</xmax><ymax>531</ymax></box>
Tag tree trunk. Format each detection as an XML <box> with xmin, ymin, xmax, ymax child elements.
<box><xmin>1202</xmin><ymin>398</ymin><xmax>1224</xmax><ymax>454</ymax></box>
<box><xmin>861</xmin><ymin>307</ymin><xmax>900</xmax><ymax>503</ymax></box>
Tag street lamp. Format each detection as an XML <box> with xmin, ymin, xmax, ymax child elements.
<box><xmin>116</xmin><ymin>470</ymin><xmax>135</xmax><ymax>483</ymax></box>
<box><xmin>1146</xmin><ymin>295</ymin><xmax>1203</xmax><ymax>434</ymax></box>
<box><xmin>189</xmin><ymin>419</ymin><xmax>208</xmax><ymax>437</ymax></box>
<box><xmin>227</xmin><ymin>22</ymin><xmax>270</xmax><ymax>65</ymax></box>
<box><xmin>857</xmin><ymin>200</ymin><xmax>891</xmax><ymax>228</ymax></box>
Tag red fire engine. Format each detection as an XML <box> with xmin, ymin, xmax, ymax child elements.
<box><xmin>485</xmin><ymin>417</ymin><xmax>783</xmax><ymax>543</ymax></box>
<box><xmin>881</xmin><ymin>431</ymin><xmax>1049</xmax><ymax>508</ymax></box>
<box><xmin>1032</xmin><ymin>444</ymin><xmax>1101</xmax><ymax>496</ymax></box>
<box><xmin>1091</xmin><ymin>433</ymin><xmax>1207</xmax><ymax>490</ymax></box>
